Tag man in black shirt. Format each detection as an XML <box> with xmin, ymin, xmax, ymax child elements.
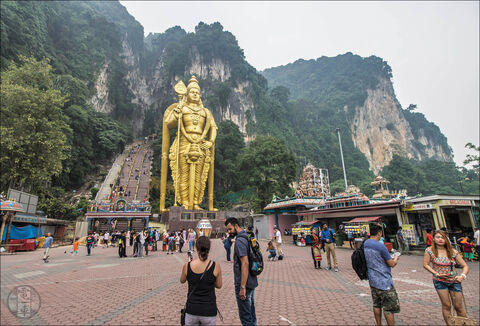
<box><xmin>225</xmin><ymin>217</ymin><xmax>258</xmax><ymax>326</ymax></box>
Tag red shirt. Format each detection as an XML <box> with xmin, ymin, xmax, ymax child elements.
<box><xmin>463</xmin><ymin>242</ymin><xmax>473</xmax><ymax>253</ymax></box>
<box><xmin>426</xmin><ymin>233</ymin><xmax>433</xmax><ymax>246</ymax></box>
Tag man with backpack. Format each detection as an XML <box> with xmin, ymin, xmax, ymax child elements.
<box><xmin>364</xmin><ymin>223</ymin><xmax>400</xmax><ymax>326</ymax></box>
<box><xmin>225</xmin><ymin>217</ymin><xmax>259</xmax><ymax>326</ymax></box>
<box><xmin>321</xmin><ymin>224</ymin><xmax>338</xmax><ymax>271</ymax></box>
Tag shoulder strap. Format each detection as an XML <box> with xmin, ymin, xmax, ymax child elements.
<box><xmin>184</xmin><ymin>260</ymin><xmax>211</xmax><ymax>308</ymax></box>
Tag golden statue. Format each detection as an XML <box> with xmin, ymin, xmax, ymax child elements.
<box><xmin>160</xmin><ymin>76</ymin><xmax>217</xmax><ymax>211</ymax></box>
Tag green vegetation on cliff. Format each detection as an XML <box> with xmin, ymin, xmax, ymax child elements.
<box><xmin>1</xmin><ymin>0</ymin><xmax>142</xmax><ymax>121</ymax></box>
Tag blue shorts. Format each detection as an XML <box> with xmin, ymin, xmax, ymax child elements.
<box><xmin>433</xmin><ymin>280</ymin><xmax>462</xmax><ymax>293</ymax></box>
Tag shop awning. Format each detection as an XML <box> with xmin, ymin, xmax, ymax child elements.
<box><xmin>294</xmin><ymin>220</ymin><xmax>318</xmax><ymax>226</ymax></box>
<box><xmin>344</xmin><ymin>216</ymin><xmax>382</xmax><ymax>223</ymax></box>
<box><xmin>13</xmin><ymin>213</ymin><xmax>47</xmax><ymax>224</ymax></box>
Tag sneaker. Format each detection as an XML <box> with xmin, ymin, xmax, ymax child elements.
<box><xmin>334</xmin><ymin>268</ymin><xmax>339</xmax><ymax>272</ymax></box>
<box><xmin>325</xmin><ymin>267</ymin><xmax>331</xmax><ymax>271</ymax></box>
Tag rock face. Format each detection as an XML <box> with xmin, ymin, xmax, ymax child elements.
<box><xmin>348</xmin><ymin>78</ymin><xmax>451</xmax><ymax>173</ymax></box>
<box><xmin>114</xmin><ymin>42</ymin><xmax>255</xmax><ymax>137</ymax></box>
<box><xmin>89</xmin><ymin>63</ymin><xmax>113</xmax><ymax>114</ymax></box>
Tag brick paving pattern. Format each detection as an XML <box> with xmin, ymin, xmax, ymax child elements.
<box><xmin>1</xmin><ymin>240</ymin><xmax>478</xmax><ymax>325</ymax></box>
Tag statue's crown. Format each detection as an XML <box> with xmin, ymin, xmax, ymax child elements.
<box><xmin>187</xmin><ymin>76</ymin><xmax>200</xmax><ymax>91</ymax></box>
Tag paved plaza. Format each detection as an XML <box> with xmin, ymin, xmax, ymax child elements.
<box><xmin>1</xmin><ymin>240</ymin><xmax>479</xmax><ymax>325</ymax></box>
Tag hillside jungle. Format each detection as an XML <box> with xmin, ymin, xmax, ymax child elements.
<box><xmin>1</xmin><ymin>1</ymin><xmax>478</xmax><ymax>218</ymax></box>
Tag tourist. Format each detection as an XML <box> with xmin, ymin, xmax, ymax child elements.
<box><xmin>132</xmin><ymin>232</ymin><xmax>138</xmax><ymax>257</ymax></box>
<box><xmin>180</xmin><ymin>236</ymin><xmax>222</xmax><ymax>325</ymax></box>
<box><xmin>182</xmin><ymin>228</ymin><xmax>187</xmax><ymax>242</ymax></box>
<box><xmin>154</xmin><ymin>229</ymin><xmax>159</xmax><ymax>251</ymax></box>
<box><xmin>104</xmin><ymin>231</ymin><xmax>110</xmax><ymax>248</ymax></box>
<box><xmin>274</xmin><ymin>227</ymin><xmax>284</xmax><ymax>258</ymax></box>
<box><xmin>137</xmin><ymin>230</ymin><xmax>144</xmax><ymax>258</ymax></box>
<box><xmin>396</xmin><ymin>227</ymin><xmax>409</xmax><ymax>254</ymax></box>
<box><xmin>43</xmin><ymin>233</ymin><xmax>53</xmax><ymax>261</ymax></box>
<box><xmin>130</xmin><ymin>231</ymin><xmax>134</xmax><ymax>247</ymax></box>
<box><xmin>176</xmin><ymin>232</ymin><xmax>181</xmax><ymax>252</ymax></box>
<box><xmin>94</xmin><ymin>232</ymin><xmax>99</xmax><ymax>247</ymax></box>
<box><xmin>266</xmin><ymin>241</ymin><xmax>277</xmax><ymax>261</ymax></box>
<box><xmin>321</xmin><ymin>224</ymin><xmax>338</xmax><ymax>271</ymax></box>
<box><xmin>462</xmin><ymin>237</ymin><xmax>474</xmax><ymax>262</ymax></box>
<box><xmin>167</xmin><ymin>232</ymin><xmax>175</xmax><ymax>255</ymax></box>
<box><xmin>474</xmin><ymin>227</ymin><xmax>480</xmax><ymax>257</ymax></box>
<box><xmin>223</xmin><ymin>233</ymin><xmax>234</xmax><ymax>262</ymax></box>
<box><xmin>225</xmin><ymin>217</ymin><xmax>258</xmax><ymax>326</ymax></box>
<box><xmin>188</xmin><ymin>229</ymin><xmax>196</xmax><ymax>252</ymax></box>
<box><xmin>364</xmin><ymin>223</ymin><xmax>400</xmax><ymax>326</ymax></box>
<box><xmin>126</xmin><ymin>230</ymin><xmax>131</xmax><ymax>247</ymax></box>
<box><xmin>255</xmin><ymin>227</ymin><xmax>259</xmax><ymax>239</ymax></box>
<box><xmin>118</xmin><ymin>231</ymin><xmax>127</xmax><ymax>258</ymax></box>
<box><xmin>162</xmin><ymin>230</ymin><xmax>168</xmax><ymax>251</ymax></box>
<box><xmin>72</xmin><ymin>240</ymin><xmax>79</xmax><ymax>256</ymax></box>
<box><xmin>86</xmin><ymin>231</ymin><xmax>95</xmax><ymax>256</ymax></box>
<box><xmin>179</xmin><ymin>233</ymin><xmax>185</xmax><ymax>253</ymax></box>
<box><xmin>144</xmin><ymin>229</ymin><xmax>150</xmax><ymax>256</ymax></box>
<box><xmin>310</xmin><ymin>229</ymin><xmax>322</xmax><ymax>269</ymax></box>
<box><xmin>423</xmin><ymin>230</ymin><xmax>469</xmax><ymax>324</ymax></box>
<box><xmin>426</xmin><ymin>229</ymin><xmax>433</xmax><ymax>246</ymax></box>
<box><xmin>111</xmin><ymin>231</ymin><xmax>117</xmax><ymax>247</ymax></box>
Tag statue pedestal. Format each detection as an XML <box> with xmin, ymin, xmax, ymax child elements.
<box><xmin>162</xmin><ymin>206</ymin><xmax>227</xmax><ymax>235</ymax></box>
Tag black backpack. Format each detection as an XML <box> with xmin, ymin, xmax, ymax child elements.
<box><xmin>237</xmin><ymin>233</ymin><xmax>264</xmax><ymax>276</ymax></box>
<box><xmin>351</xmin><ymin>242</ymin><xmax>368</xmax><ymax>280</ymax></box>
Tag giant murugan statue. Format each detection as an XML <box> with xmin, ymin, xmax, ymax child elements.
<box><xmin>159</xmin><ymin>76</ymin><xmax>217</xmax><ymax>212</ymax></box>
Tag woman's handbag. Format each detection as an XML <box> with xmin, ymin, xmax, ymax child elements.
<box><xmin>447</xmin><ymin>291</ymin><xmax>477</xmax><ymax>326</ymax></box>
<box><xmin>181</xmin><ymin>261</ymin><xmax>211</xmax><ymax>326</ymax></box>
<box><xmin>447</xmin><ymin>263</ymin><xmax>477</xmax><ymax>326</ymax></box>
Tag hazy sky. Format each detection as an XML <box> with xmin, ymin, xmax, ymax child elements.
<box><xmin>120</xmin><ymin>1</ymin><xmax>479</xmax><ymax>167</ymax></box>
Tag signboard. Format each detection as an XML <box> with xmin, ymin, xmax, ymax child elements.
<box><xmin>438</xmin><ymin>200</ymin><xmax>471</xmax><ymax>206</ymax></box>
<box><xmin>0</xmin><ymin>201</ymin><xmax>24</xmax><ymax>212</ymax></box>
<box><xmin>403</xmin><ymin>203</ymin><xmax>434</xmax><ymax>211</ymax></box>
<box><xmin>7</xmin><ymin>189</ymin><xmax>38</xmax><ymax>214</ymax></box>
<box><xmin>401</xmin><ymin>224</ymin><xmax>416</xmax><ymax>246</ymax></box>
<box><xmin>413</xmin><ymin>203</ymin><xmax>433</xmax><ymax>210</ymax></box>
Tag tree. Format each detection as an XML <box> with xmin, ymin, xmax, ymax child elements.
<box><xmin>237</xmin><ymin>136</ymin><xmax>296</xmax><ymax>212</ymax></box>
<box><xmin>0</xmin><ymin>56</ymin><xmax>70</xmax><ymax>191</ymax></box>
<box><xmin>406</xmin><ymin>104</ymin><xmax>417</xmax><ymax>112</ymax></box>
<box><xmin>381</xmin><ymin>155</ymin><xmax>426</xmax><ymax>196</ymax></box>
<box><xmin>463</xmin><ymin>142</ymin><xmax>479</xmax><ymax>174</ymax></box>
<box><xmin>214</xmin><ymin>120</ymin><xmax>245</xmax><ymax>195</ymax></box>
<box><xmin>270</xmin><ymin>86</ymin><xmax>290</xmax><ymax>105</ymax></box>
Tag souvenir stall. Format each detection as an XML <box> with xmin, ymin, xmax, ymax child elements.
<box><xmin>291</xmin><ymin>221</ymin><xmax>317</xmax><ymax>245</ymax></box>
<box><xmin>343</xmin><ymin>216</ymin><xmax>382</xmax><ymax>248</ymax></box>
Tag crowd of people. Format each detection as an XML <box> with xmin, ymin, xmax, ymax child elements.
<box><xmin>81</xmin><ymin>228</ymin><xmax>201</xmax><ymax>258</ymax></box>
<box><xmin>41</xmin><ymin>220</ymin><xmax>477</xmax><ymax>326</ymax></box>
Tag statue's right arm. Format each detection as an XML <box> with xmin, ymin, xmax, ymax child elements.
<box><xmin>164</xmin><ymin>103</ymin><xmax>180</xmax><ymax>130</ymax></box>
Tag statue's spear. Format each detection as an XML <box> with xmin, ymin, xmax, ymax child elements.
<box><xmin>173</xmin><ymin>81</ymin><xmax>187</xmax><ymax>206</ymax></box>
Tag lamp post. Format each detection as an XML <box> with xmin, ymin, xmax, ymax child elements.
<box><xmin>336</xmin><ymin>128</ymin><xmax>348</xmax><ymax>190</ymax></box>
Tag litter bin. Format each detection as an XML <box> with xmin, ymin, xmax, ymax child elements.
<box><xmin>335</xmin><ymin>234</ymin><xmax>344</xmax><ymax>247</ymax></box>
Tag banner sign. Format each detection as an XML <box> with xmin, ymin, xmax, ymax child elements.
<box><xmin>401</xmin><ymin>224</ymin><xmax>416</xmax><ymax>246</ymax></box>
<box><xmin>438</xmin><ymin>200</ymin><xmax>471</xmax><ymax>206</ymax></box>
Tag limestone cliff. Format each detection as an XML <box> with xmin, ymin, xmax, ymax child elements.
<box><xmin>117</xmin><ymin>39</ymin><xmax>255</xmax><ymax>137</ymax></box>
<box><xmin>348</xmin><ymin>78</ymin><xmax>452</xmax><ymax>173</ymax></box>
<box><xmin>89</xmin><ymin>63</ymin><xmax>113</xmax><ymax>114</ymax></box>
